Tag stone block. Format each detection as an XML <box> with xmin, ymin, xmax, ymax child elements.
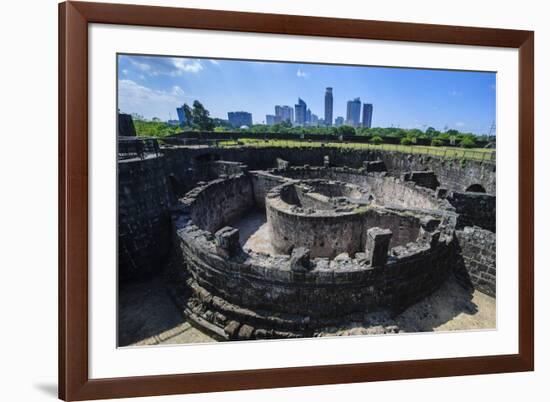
<box><xmin>363</xmin><ymin>160</ymin><xmax>386</xmax><ymax>172</ymax></box>
<box><xmin>323</xmin><ymin>155</ymin><xmax>330</xmax><ymax>168</ymax></box>
<box><xmin>289</xmin><ymin>247</ymin><xmax>311</xmax><ymax>272</ymax></box>
<box><xmin>215</xmin><ymin>226</ymin><xmax>240</xmax><ymax>256</ymax></box>
<box><xmin>365</xmin><ymin>227</ymin><xmax>392</xmax><ymax>267</ymax></box>
<box><xmin>276</xmin><ymin>158</ymin><xmax>290</xmax><ymax>170</ymax></box>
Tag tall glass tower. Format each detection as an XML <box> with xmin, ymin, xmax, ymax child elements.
<box><xmin>324</xmin><ymin>87</ymin><xmax>333</xmax><ymax>126</ymax></box>
<box><xmin>294</xmin><ymin>98</ymin><xmax>307</xmax><ymax>126</ymax></box>
<box><xmin>346</xmin><ymin>98</ymin><xmax>361</xmax><ymax>127</ymax></box>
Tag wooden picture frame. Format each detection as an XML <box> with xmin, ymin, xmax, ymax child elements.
<box><xmin>59</xmin><ymin>1</ymin><xmax>534</xmax><ymax>400</ymax></box>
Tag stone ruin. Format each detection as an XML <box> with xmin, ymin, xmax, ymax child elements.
<box><xmin>118</xmin><ymin>143</ymin><xmax>496</xmax><ymax>340</ymax></box>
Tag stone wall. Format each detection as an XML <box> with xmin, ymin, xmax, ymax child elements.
<box><xmin>161</xmin><ymin>146</ymin><xmax>495</xmax><ymax>195</ymax></box>
<box><xmin>454</xmin><ymin>227</ymin><xmax>496</xmax><ymax>297</ymax></box>
<box><xmin>266</xmin><ymin>183</ymin><xmax>369</xmax><ymax>258</ymax></box>
<box><xmin>447</xmin><ymin>191</ymin><xmax>496</xmax><ymax>232</ymax></box>
<box><xmin>365</xmin><ymin>209</ymin><xmax>421</xmax><ymax>249</ymax></box>
<box><xmin>182</xmin><ymin>175</ymin><xmax>255</xmax><ymax>233</ymax></box>
<box><xmin>118</xmin><ymin>155</ymin><xmax>173</xmax><ymax>282</ymax></box>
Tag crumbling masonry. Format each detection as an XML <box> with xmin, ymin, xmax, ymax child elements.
<box><xmin>119</xmin><ymin>143</ymin><xmax>496</xmax><ymax>340</ymax></box>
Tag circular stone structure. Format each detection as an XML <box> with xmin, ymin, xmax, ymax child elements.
<box><xmin>266</xmin><ymin>180</ymin><xmax>371</xmax><ymax>258</ymax></box>
<box><xmin>172</xmin><ymin>165</ymin><xmax>459</xmax><ymax>340</ymax></box>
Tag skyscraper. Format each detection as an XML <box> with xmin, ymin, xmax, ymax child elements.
<box><xmin>346</xmin><ymin>98</ymin><xmax>361</xmax><ymax>127</ymax></box>
<box><xmin>266</xmin><ymin>114</ymin><xmax>278</xmax><ymax>126</ymax></box>
<box><xmin>176</xmin><ymin>105</ymin><xmax>186</xmax><ymax>127</ymax></box>
<box><xmin>306</xmin><ymin>108</ymin><xmax>312</xmax><ymax>125</ymax></box>
<box><xmin>294</xmin><ymin>98</ymin><xmax>307</xmax><ymax>126</ymax></box>
<box><xmin>275</xmin><ymin>105</ymin><xmax>294</xmax><ymax>124</ymax></box>
<box><xmin>324</xmin><ymin>87</ymin><xmax>333</xmax><ymax>126</ymax></box>
<box><xmin>227</xmin><ymin>111</ymin><xmax>252</xmax><ymax>128</ymax></box>
<box><xmin>335</xmin><ymin>116</ymin><xmax>344</xmax><ymax>127</ymax></box>
<box><xmin>362</xmin><ymin>103</ymin><xmax>373</xmax><ymax>128</ymax></box>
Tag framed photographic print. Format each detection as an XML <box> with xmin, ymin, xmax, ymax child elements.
<box><xmin>59</xmin><ymin>1</ymin><xmax>534</xmax><ymax>400</ymax></box>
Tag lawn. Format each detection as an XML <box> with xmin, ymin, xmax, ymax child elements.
<box><xmin>217</xmin><ymin>138</ymin><xmax>495</xmax><ymax>162</ymax></box>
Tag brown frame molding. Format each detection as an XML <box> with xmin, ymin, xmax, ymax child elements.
<box><xmin>58</xmin><ymin>1</ymin><xmax>534</xmax><ymax>400</ymax></box>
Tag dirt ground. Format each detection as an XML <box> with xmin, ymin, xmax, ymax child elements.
<box><xmin>118</xmin><ymin>274</ymin><xmax>495</xmax><ymax>347</ymax></box>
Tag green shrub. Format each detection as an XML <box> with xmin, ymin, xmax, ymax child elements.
<box><xmin>460</xmin><ymin>137</ymin><xmax>476</xmax><ymax>148</ymax></box>
<box><xmin>431</xmin><ymin>138</ymin><xmax>443</xmax><ymax>147</ymax></box>
<box><xmin>400</xmin><ymin>137</ymin><xmax>414</xmax><ymax>145</ymax></box>
<box><xmin>371</xmin><ymin>135</ymin><xmax>383</xmax><ymax>145</ymax></box>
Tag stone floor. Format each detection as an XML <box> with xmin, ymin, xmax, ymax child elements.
<box><xmin>118</xmin><ymin>272</ymin><xmax>495</xmax><ymax>347</ymax></box>
<box><xmin>230</xmin><ymin>210</ymin><xmax>275</xmax><ymax>255</ymax></box>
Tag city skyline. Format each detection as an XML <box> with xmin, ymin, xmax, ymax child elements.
<box><xmin>118</xmin><ymin>54</ymin><xmax>497</xmax><ymax>134</ymax></box>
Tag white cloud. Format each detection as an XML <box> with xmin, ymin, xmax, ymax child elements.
<box><xmin>126</xmin><ymin>56</ymin><xmax>203</xmax><ymax>77</ymax></box>
<box><xmin>118</xmin><ymin>79</ymin><xmax>187</xmax><ymax>120</ymax></box>
<box><xmin>209</xmin><ymin>60</ymin><xmax>220</xmax><ymax>66</ymax></box>
<box><xmin>171</xmin><ymin>58</ymin><xmax>203</xmax><ymax>74</ymax></box>
<box><xmin>296</xmin><ymin>68</ymin><xmax>309</xmax><ymax>78</ymax></box>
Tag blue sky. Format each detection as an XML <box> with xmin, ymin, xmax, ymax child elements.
<box><xmin>118</xmin><ymin>54</ymin><xmax>496</xmax><ymax>134</ymax></box>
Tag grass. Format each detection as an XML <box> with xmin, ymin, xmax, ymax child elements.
<box><xmin>217</xmin><ymin>138</ymin><xmax>495</xmax><ymax>162</ymax></box>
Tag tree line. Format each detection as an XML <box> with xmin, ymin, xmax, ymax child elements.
<box><xmin>131</xmin><ymin>100</ymin><xmax>494</xmax><ymax>148</ymax></box>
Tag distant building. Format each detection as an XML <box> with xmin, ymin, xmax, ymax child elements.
<box><xmin>294</xmin><ymin>98</ymin><xmax>307</xmax><ymax>126</ymax></box>
<box><xmin>167</xmin><ymin>119</ymin><xmax>180</xmax><ymax>126</ymax></box>
<box><xmin>228</xmin><ymin>111</ymin><xmax>253</xmax><ymax>128</ymax></box>
<box><xmin>335</xmin><ymin>116</ymin><xmax>344</xmax><ymax>127</ymax></box>
<box><xmin>311</xmin><ymin>113</ymin><xmax>319</xmax><ymax>126</ymax></box>
<box><xmin>306</xmin><ymin>108</ymin><xmax>312</xmax><ymax>125</ymax></box>
<box><xmin>362</xmin><ymin>103</ymin><xmax>373</xmax><ymax>128</ymax></box>
<box><xmin>275</xmin><ymin>105</ymin><xmax>294</xmax><ymax>124</ymax></box>
<box><xmin>266</xmin><ymin>114</ymin><xmax>280</xmax><ymax>126</ymax></box>
<box><xmin>346</xmin><ymin>98</ymin><xmax>361</xmax><ymax>127</ymax></box>
<box><xmin>324</xmin><ymin>87</ymin><xmax>333</xmax><ymax>126</ymax></box>
<box><xmin>176</xmin><ymin>106</ymin><xmax>186</xmax><ymax>127</ymax></box>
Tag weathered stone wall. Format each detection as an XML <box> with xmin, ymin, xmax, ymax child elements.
<box><xmin>176</xmin><ymin>209</ymin><xmax>454</xmax><ymax>335</ymax></box>
<box><xmin>183</xmin><ymin>175</ymin><xmax>255</xmax><ymax>233</ymax></box>
<box><xmin>365</xmin><ymin>209</ymin><xmax>421</xmax><ymax>249</ymax></box>
<box><xmin>447</xmin><ymin>191</ymin><xmax>496</xmax><ymax>232</ymax></box>
<box><xmin>118</xmin><ymin>156</ymin><xmax>173</xmax><ymax>282</ymax></box>
<box><xmin>250</xmin><ymin>171</ymin><xmax>287</xmax><ymax>208</ymax></box>
<box><xmin>162</xmin><ymin>146</ymin><xmax>495</xmax><ymax>195</ymax></box>
<box><xmin>454</xmin><ymin>227</ymin><xmax>496</xmax><ymax>297</ymax></box>
<box><xmin>266</xmin><ymin>183</ymin><xmax>368</xmax><ymax>258</ymax></box>
<box><xmin>377</xmin><ymin>152</ymin><xmax>495</xmax><ymax>195</ymax></box>
<box><xmin>273</xmin><ymin>167</ymin><xmax>449</xmax><ymax>211</ymax></box>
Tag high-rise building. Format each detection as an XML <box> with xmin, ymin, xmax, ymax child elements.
<box><xmin>266</xmin><ymin>114</ymin><xmax>278</xmax><ymax>126</ymax></box>
<box><xmin>346</xmin><ymin>98</ymin><xmax>362</xmax><ymax>127</ymax></box>
<box><xmin>362</xmin><ymin>103</ymin><xmax>373</xmax><ymax>128</ymax></box>
<box><xmin>227</xmin><ymin>111</ymin><xmax>253</xmax><ymax>128</ymax></box>
<box><xmin>306</xmin><ymin>108</ymin><xmax>312</xmax><ymax>125</ymax></box>
<box><xmin>176</xmin><ymin>106</ymin><xmax>186</xmax><ymax>127</ymax></box>
<box><xmin>311</xmin><ymin>113</ymin><xmax>319</xmax><ymax>126</ymax></box>
<box><xmin>324</xmin><ymin>87</ymin><xmax>333</xmax><ymax>126</ymax></box>
<box><xmin>335</xmin><ymin>116</ymin><xmax>344</xmax><ymax>127</ymax></box>
<box><xmin>294</xmin><ymin>98</ymin><xmax>307</xmax><ymax>126</ymax></box>
<box><xmin>275</xmin><ymin>105</ymin><xmax>294</xmax><ymax>124</ymax></box>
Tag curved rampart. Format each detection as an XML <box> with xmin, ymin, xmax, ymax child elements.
<box><xmin>174</xmin><ymin>175</ymin><xmax>458</xmax><ymax>339</ymax></box>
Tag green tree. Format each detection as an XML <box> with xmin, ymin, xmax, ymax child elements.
<box><xmin>370</xmin><ymin>135</ymin><xmax>383</xmax><ymax>145</ymax></box>
<box><xmin>191</xmin><ymin>100</ymin><xmax>214</xmax><ymax>131</ymax></box>
<box><xmin>337</xmin><ymin>125</ymin><xmax>356</xmax><ymax>136</ymax></box>
<box><xmin>400</xmin><ymin>137</ymin><xmax>414</xmax><ymax>145</ymax></box>
<box><xmin>459</xmin><ymin>136</ymin><xmax>476</xmax><ymax>148</ymax></box>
